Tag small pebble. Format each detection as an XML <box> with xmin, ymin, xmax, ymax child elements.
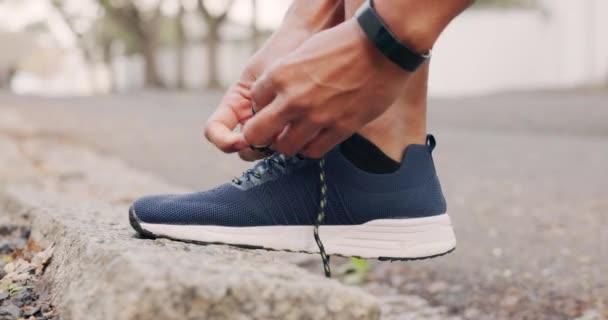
<box><xmin>501</xmin><ymin>295</ymin><xmax>519</xmax><ymax>307</ymax></box>
<box><xmin>427</xmin><ymin>281</ymin><xmax>449</xmax><ymax>294</ymax></box>
<box><xmin>463</xmin><ymin>308</ymin><xmax>481</xmax><ymax>319</ymax></box>
<box><xmin>0</xmin><ymin>225</ymin><xmax>55</xmax><ymax>319</ymax></box>
<box><xmin>0</xmin><ymin>243</ymin><xmax>15</xmax><ymax>254</ymax></box>
<box><xmin>0</xmin><ymin>304</ymin><xmax>22</xmax><ymax>318</ymax></box>
<box><xmin>23</xmin><ymin>305</ymin><xmax>41</xmax><ymax>317</ymax></box>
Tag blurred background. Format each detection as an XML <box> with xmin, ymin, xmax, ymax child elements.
<box><xmin>0</xmin><ymin>0</ymin><xmax>606</xmax><ymax>96</ymax></box>
<box><xmin>0</xmin><ymin>1</ymin><xmax>606</xmax><ymax>319</ymax></box>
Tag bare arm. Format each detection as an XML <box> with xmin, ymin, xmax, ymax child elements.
<box><xmin>204</xmin><ymin>0</ymin><xmax>344</xmax><ymax>160</ymax></box>
<box><xmin>374</xmin><ymin>0</ymin><xmax>475</xmax><ymax>52</ymax></box>
<box><xmin>243</xmin><ymin>0</ymin><xmax>474</xmax><ymax>158</ymax></box>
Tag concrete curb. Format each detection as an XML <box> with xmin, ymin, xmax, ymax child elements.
<box><xmin>2</xmin><ymin>197</ymin><xmax>379</xmax><ymax>320</ymax></box>
<box><xmin>0</xmin><ymin>110</ymin><xmax>381</xmax><ymax>319</ymax></box>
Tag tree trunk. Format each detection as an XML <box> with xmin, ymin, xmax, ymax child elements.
<box><xmin>51</xmin><ymin>2</ymin><xmax>99</xmax><ymax>92</ymax></box>
<box><xmin>198</xmin><ymin>0</ymin><xmax>234</xmax><ymax>89</ymax></box>
<box><xmin>176</xmin><ymin>5</ymin><xmax>187</xmax><ymax>90</ymax></box>
<box><xmin>101</xmin><ymin>37</ymin><xmax>116</xmax><ymax>93</ymax></box>
<box><xmin>141</xmin><ymin>36</ymin><xmax>165</xmax><ymax>88</ymax></box>
<box><xmin>206</xmin><ymin>24</ymin><xmax>221</xmax><ymax>89</ymax></box>
<box><xmin>250</xmin><ymin>0</ymin><xmax>261</xmax><ymax>52</ymax></box>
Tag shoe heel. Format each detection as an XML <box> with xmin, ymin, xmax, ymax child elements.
<box><xmin>322</xmin><ymin>213</ymin><xmax>456</xmax><ymax>260</ymax></box>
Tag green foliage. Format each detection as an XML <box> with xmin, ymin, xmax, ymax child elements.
<box><xmin>158</xmin><ymin>15</ymin><xmax>181</xmax><ymax>47</ymax></box>
<box><xmin>101</xmin><ymin>18</ymin><xmax>141</xmax><ymax>54</ymax></box>
<box><xmin>337</xmin><ymin>257</ymin><xmax>371</xmax><ymax>285</ymax></box>
<box><xmin>8</xmin><ymin>284</ymin><xmax>26</xmax><ymax>296</ymax></box>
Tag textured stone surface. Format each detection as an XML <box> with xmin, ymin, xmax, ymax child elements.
<box><xmin>3</xmin><ymin>91</ymin><xmax>607</xmax><ymax>318</ymax></box>
<box><xmin>0</xmin><ymin>113</ymin><xmax>382</xmax><ymax>320</ymax></box>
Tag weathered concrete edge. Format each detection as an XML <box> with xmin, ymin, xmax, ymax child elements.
<box><xmin>0</xmin><ymin>186</ymin><xmax>381</xmax><ymax>320</ymax></box>
<box><xmin>0</xmin><ymin>110</ymin><xmax>381</xmax><ymax>319</ymax></box>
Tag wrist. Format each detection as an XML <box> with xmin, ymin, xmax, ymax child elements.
<box><xmin>373</xmin><ymin>0</ymin><xmax>472</xmax><ymax>52</ymax></box>
<box><xmin>373</xmin><ymin>0</ymin><xmax>439</xmax><ymax>52</ymax></box>
<box><xmin>348</xmin><ymin>19</ymin><xmax>410</xmax><ymax>79</ymax></box>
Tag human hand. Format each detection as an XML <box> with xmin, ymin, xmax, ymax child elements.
<box><xmin>204</xmin><ymin>0</ymin><xmax>344</xmax><ymax>161</ymax></box>
<box><xmin>243</xmin><ymin>19</ymin><xmax>411</xmax><ymax>159</ymax></box>
<box><xmin>203</xmin><ymin>31</ymin><xmax>307</xmax><ymax>161</ymax></box>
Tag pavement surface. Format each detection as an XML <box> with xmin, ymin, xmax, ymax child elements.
<box><xmin>1</xmin><ymin>90</ymin><xmax>607</xmax><ymax>319</ymax></box>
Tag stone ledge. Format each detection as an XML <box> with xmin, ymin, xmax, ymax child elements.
<box><xmin>0</xmin><ymin>113</ymin><xmax>380</xmax><ymax>319</ymax></box>
<box><xmin>1</xmin><ymin>199</ymin><xmax>379</xmax><ymax>320</ymax></box>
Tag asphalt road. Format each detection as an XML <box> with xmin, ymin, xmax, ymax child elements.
<box><xmin>1</xmin><ymin>90</ymin><xmax>607</xmax><ymax>318</ymax></box>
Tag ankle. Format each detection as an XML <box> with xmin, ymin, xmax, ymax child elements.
<box><xmin>340</xmin><ymin>134</ymin><xmax>401</xmax><ymax>173</ymax></box>
<box><xmin>359</xmin><ymin>129</ymin><xmax>426</xmax><ymax>162</ymax></box>
<box><xmin>358</xmin><ymin>114</ymin><xmax>426</xmax><ymax>162</ymax></box>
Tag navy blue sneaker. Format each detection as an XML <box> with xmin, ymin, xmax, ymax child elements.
<box><xmin>129</xmin><ymin>135</ymin><xmax>455</xmax><ymax>264</ymax></box>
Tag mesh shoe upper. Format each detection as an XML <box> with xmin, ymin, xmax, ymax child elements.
<box><xmin>132</xmin><ymin>142</ymin><xmax>447</xmax><ymax>226</ymax></box>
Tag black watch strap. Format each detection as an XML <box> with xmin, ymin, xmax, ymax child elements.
<box><xmin>356</xmin><ymin>0</ymin><xmax>430</xmax><ymax>72</ymax></box>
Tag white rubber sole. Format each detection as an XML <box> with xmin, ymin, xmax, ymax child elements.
<box><xmin>137</xmin><ymin>213</ymin><xmax>456</xmax><ymax>260</ymax></box>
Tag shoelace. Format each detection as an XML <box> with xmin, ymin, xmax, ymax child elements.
<box><xmin>315</xmin><ymin>158</ymin><xmax>331</xmax><ymax>277</ymax></box>
<box><xmin>232</xmin><ymin>153</ymin><xmax>293</xmax><ymax>185</ymax></box>
<box><xmin>247</xmin><ymin>105</ymin><xmax>330</xmax><ymax>276</ymax></box>
<box><xmin>233</xmin><ymin>152</ymin><xmax>332</xmax><ymax>278</ymax></box>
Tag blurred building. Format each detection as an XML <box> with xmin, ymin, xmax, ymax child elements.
<box><xmin>431</xmin><ymin>0</ymin><xmax>608</xmax><ymax>96</ymax></box>
<box><xmin>0</xmin><ymin>0</ymin><xmax>606</xmax><ymax>96</ymax></box>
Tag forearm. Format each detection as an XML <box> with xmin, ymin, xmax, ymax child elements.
<box><xmin>281</xmin><ymin>0</ymin><xmax>345</xmax><ymax>33</ymax></box>
<box><xmin>251</xmin><ymin>0</ymin><xmax>344</xmax><ymax>67</ymax></box>
<box><xmin>374</xmin><ymin>0</ymin><xmax>474</xmax><ymax>52</ymax></box>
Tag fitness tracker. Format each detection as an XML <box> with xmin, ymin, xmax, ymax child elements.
<box><xmin>355</xmin><ymin>0</ymin><xmax>431</xmax><ymax>72</ymax></box>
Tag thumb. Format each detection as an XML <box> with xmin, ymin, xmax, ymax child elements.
<box><xmin>204</xmin><ymin>86</ymin><xmax>252</xmax><ymax>153</ymax></box>
<box><xmin>205</xmin><ymin>120</ymin><xmax>248</xmax><ymax>153</ymax></box>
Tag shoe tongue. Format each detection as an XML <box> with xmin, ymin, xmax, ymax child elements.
<box><xmin>274</xmin><ymin>153</ymin><xmax>303</xmax><ymax>165</ymax></box>
<box><xmin>252</xmin><ymin>153</ymin><xmax>287</xmax><ymax>173</ymax></box>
